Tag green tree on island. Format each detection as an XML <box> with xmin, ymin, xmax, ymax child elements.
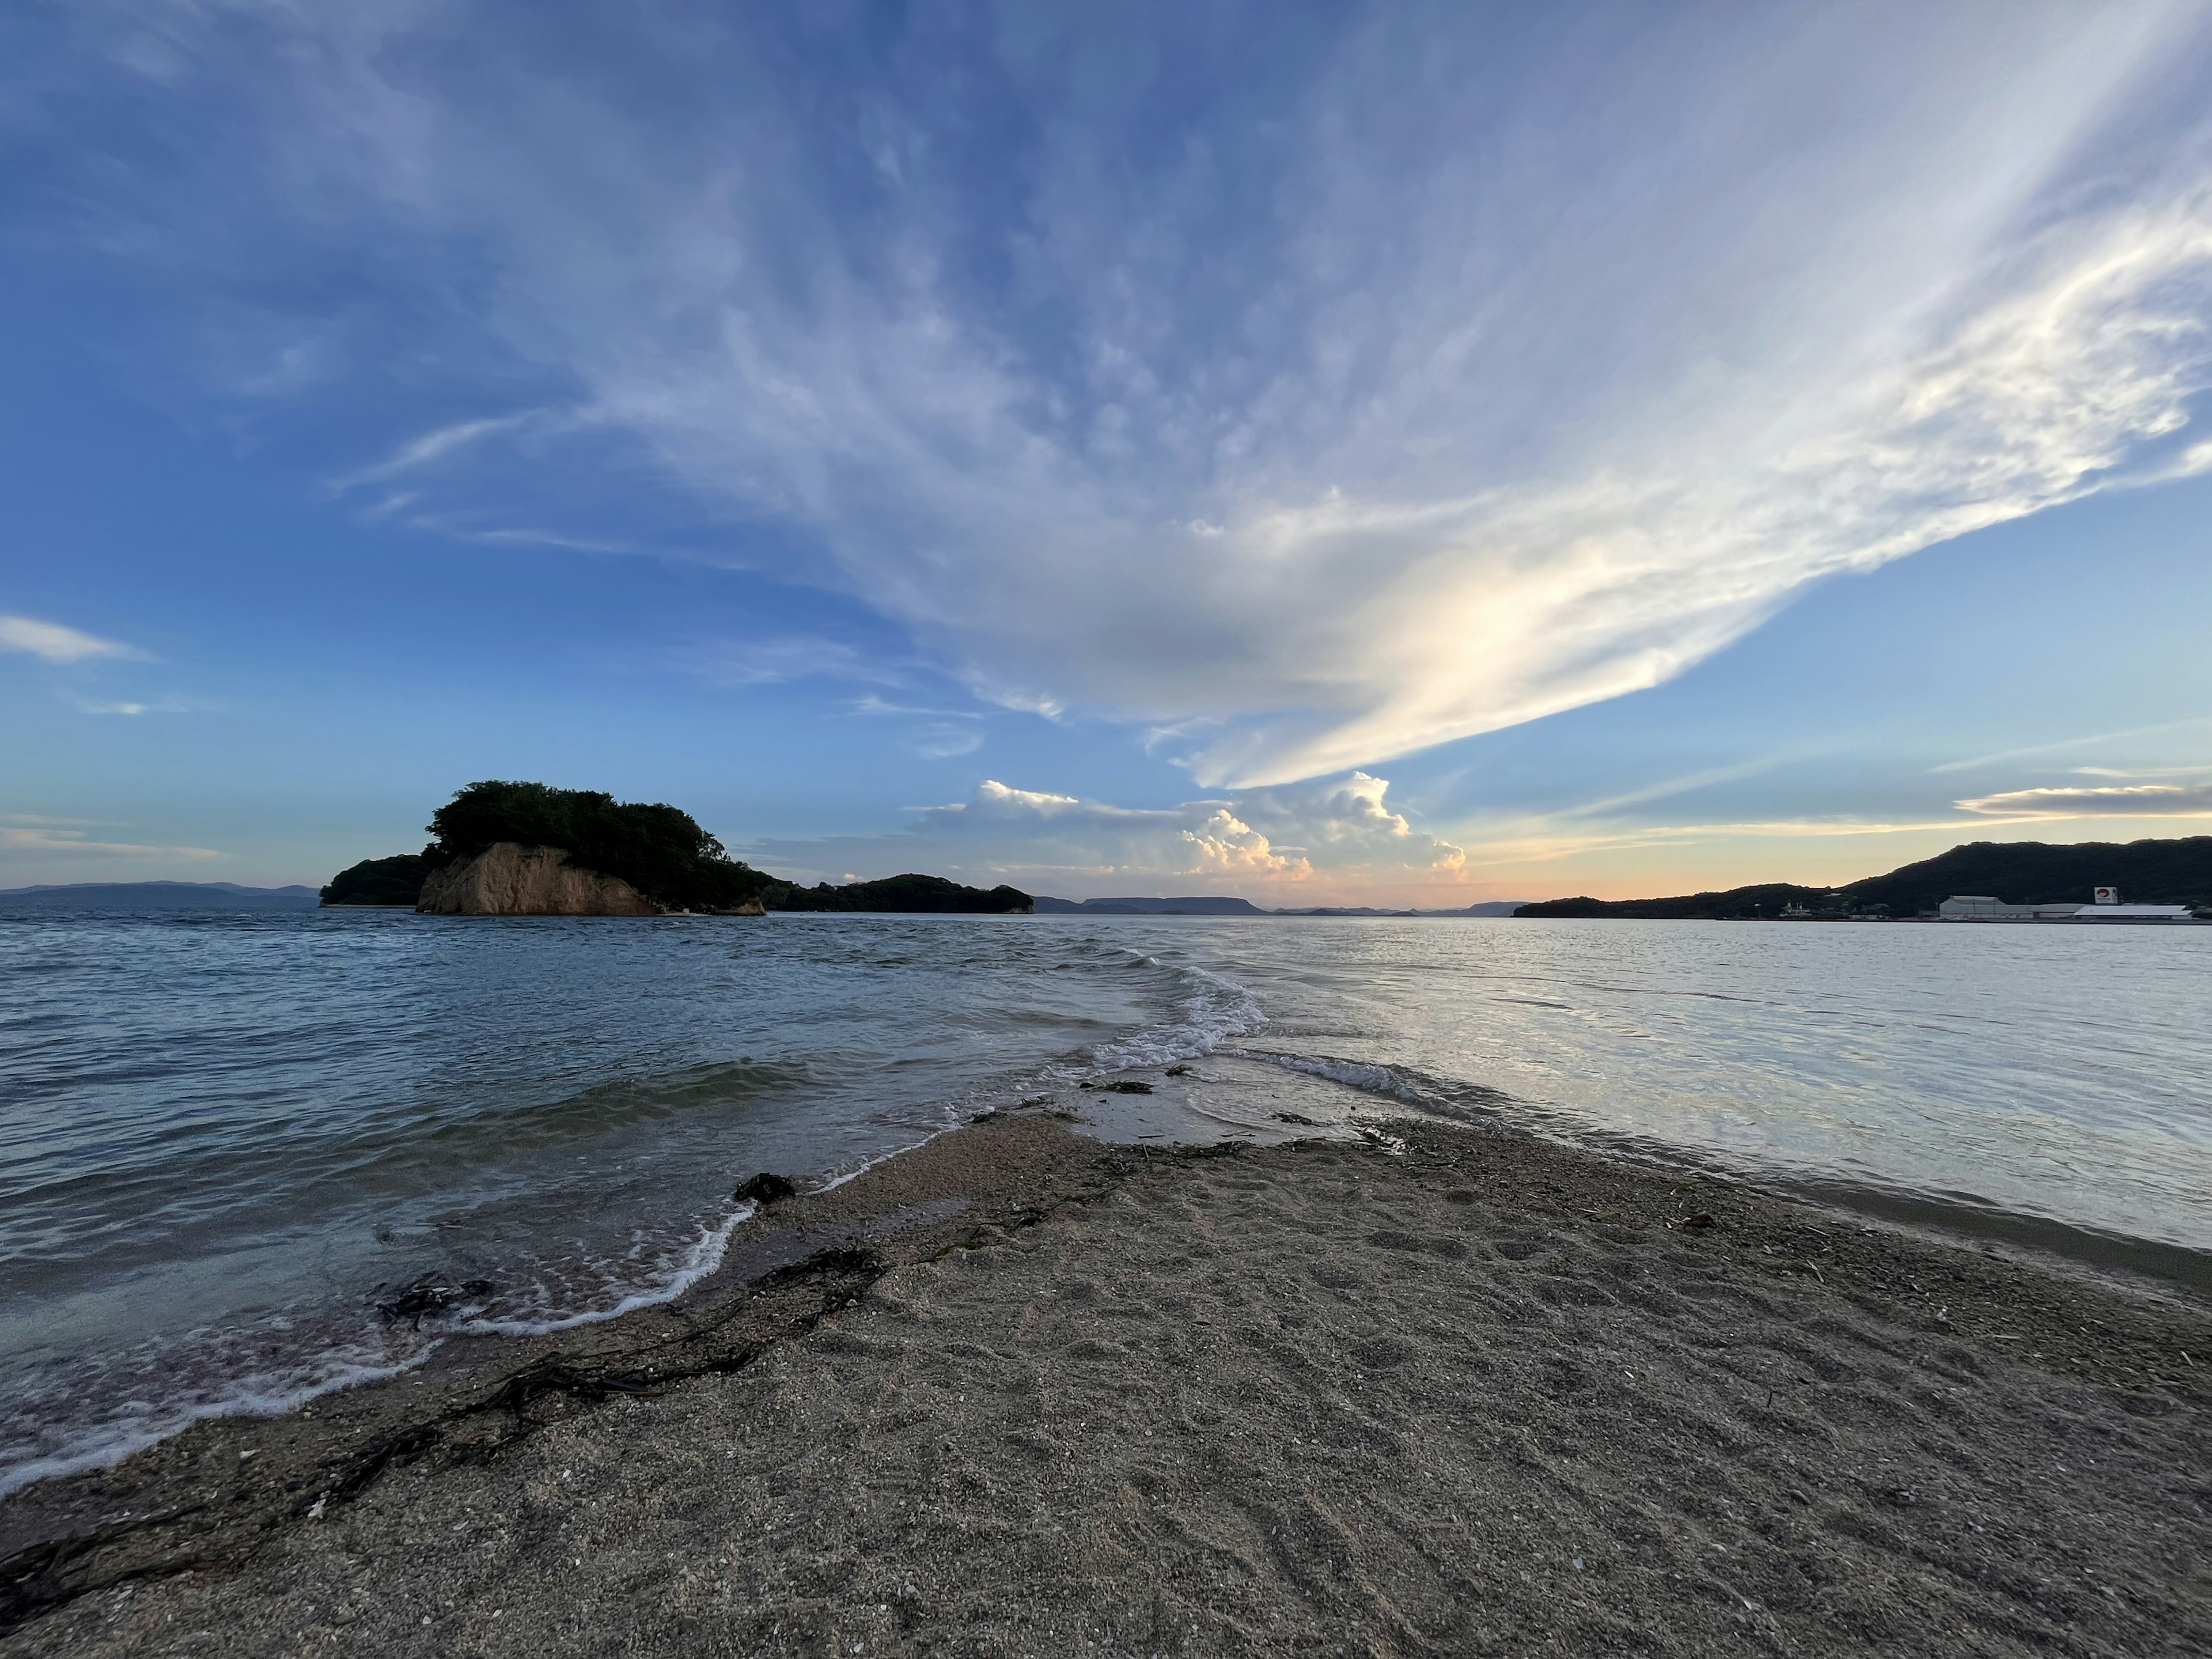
<box><xmin>323</xmin><ymin>781</ymin><xmax>1031</xmax><ymax>912</ymax></box>
<box><xmin>423</xmin><ymin>780</ymin><xmax>774</xmax><ymax>911</ymax></box>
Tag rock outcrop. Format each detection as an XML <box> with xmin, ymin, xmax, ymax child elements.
<box><xmin>416</xmin><ymin>843</ymin><xmax>662</xmax><ymax>916</ymax></box>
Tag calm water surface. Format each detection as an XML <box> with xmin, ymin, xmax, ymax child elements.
<box><xmin>2</xmin><ymin>907</ymin><xmax>2206</xmax><ymax>1496</ymax></box>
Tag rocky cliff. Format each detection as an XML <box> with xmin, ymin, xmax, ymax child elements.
<box><xmin>415</xmin><ymin>843</ymin><xmax>664</xmax><ymax>916</ymax></box>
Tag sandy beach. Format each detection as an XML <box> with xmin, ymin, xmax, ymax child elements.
<box><xmin>5</xmin><ymin>1092</ymin><xmax>2208</xmax><ymax>1657</ymax></box>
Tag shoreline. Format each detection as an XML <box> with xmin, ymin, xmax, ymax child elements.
<box><xmin>6</xmin><ymin>1104</ymin><xmax>2210</xmax><ymax>1654</ymax></box>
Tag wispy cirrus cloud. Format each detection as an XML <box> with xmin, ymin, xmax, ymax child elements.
<box><xmin>676</xmin><ymin>635</ymin><xmax>907</xmax><ymax>689</ymax></box>
<box><xmin>0</xmin><ymin>615</ymin><xmax>145</xmax><ymax>665</ymax></box>
<box><xmin>327</xmin><ymin>412</ymin><xmax>548</xmax><ymax>494</ymax></box>
<box><xmin>1957</xmin><ymin>782</ymin><xmax>2212</xmax><ymax>817</ymax></box>
<box><xmin>1929</xmin><ymin>717</ymin><xmax>2212</xmax><ymax>773</ymax></box>
<box><xmin>846</xmin><ymin>695</ymin><xmax>981</xmax><ymax>720</ymax></box>
<box><xmin>0</xmin><ymin>823</ymin><xmax>221</xmax><ymax>859</ymax></box>
<box><xmin>901</xmin><ymin>723</ymin><xmax>984</xmax><ymax>760</ymax></box>
<box><xmin>40</xmin><ymin>4</ymin><xmax>2212</xmax><ymax>785</ymax></box>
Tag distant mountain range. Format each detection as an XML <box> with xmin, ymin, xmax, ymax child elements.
<box><xmin>1031</xmin><ymin>896</ymin><xmax>1529</xmax><ymax>917</ymax></box>
<box><xmin>1514</xmin><ymin>836</ymin><xmax>2212</xmax><ymax>919</ymax></box>
<box><xmin>0</xmin><ymin>881</ymin><xmax>321</xmax><ymax>910</ymax></box>
<box><xmin>39</xmin><ymin>835</ymin><xmax>2203</xmax><ymax>923</ymax></box>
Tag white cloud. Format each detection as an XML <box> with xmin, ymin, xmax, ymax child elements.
<box><xmin>328</xmin><ymin>412</ymin><xmax>544</xmax><ymax>493</ymax></box>
<box><xmin>53</xmin><ymin>6</ymin><xmax>2212</xmax><ymax>782</ymax></box>
<box><xmin>0</xmin><ymin>615</ymin><xmax>142</xmax><ymax>664</ymax></box>
<box><xmin>902</xmin><ymin>722</ymin><xmax>984</xmax><ymax>760</ymax></box>
<box><xmin>1929</xmin><ymin>717</ymin><xmax>2212</xmax><ymax>772</ymax></box>
<box><xmin>677</xmin><ymin>635</ymin><xmax>901</xmax><ymax>688</ymax></box>
<box><xmin>0</xmin><ymin>825</ymin><xmax>221</xmax><ymax>859</ymax></box>
<box><xmin>419</xmin><ymin>524</ymin><xmax>638</xmax><ymax>555</ymax></box>
<box><xmin>745</xmin><ymin>772</ymin><xmax>1467</xmax><ymax>898</ymax></box>
<box><xmin>1957</xmin><ymin>782</ymin><xmax>2212</xmax><ymax>817</ymax></box>
<box><xmin>55</xmin><ymin>690</ymin><xmax>191</xmax><ymax>716</ymax></box>
<box><xmin>847</xmin><ymin>695</ymin><xmax>979</xmax><ymax>719</ymax></box>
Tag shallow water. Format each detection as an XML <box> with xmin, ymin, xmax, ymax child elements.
<box><xmin>2</xmin><ymin>907</ymin><xmax>2206</xmax><ymax>1496</ymax></box>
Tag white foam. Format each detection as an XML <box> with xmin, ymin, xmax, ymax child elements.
<box><xmin>1089</xmin><ymin>954</ymin><xmax>1267</xmax><ymax>1071</ymax></box>
<box><xmin>816</xmin><ymin>1132</ymin><xmax>952</xmax><ymax>1192</ymax></box>
<box><xmin>1237</xmin><ymin>1049</ymin><xmax>1509</xmax><ymax>1124</ymax></box>
<box><xmin>1240</xmin><ymin>1049</ymin><xmax>1436</xmax><ymax>1103</ymax></box>
<box><xmin>0</xmin><ymin>1342</ymin><xmax>442</xmax><ymax>1503</ymax></box>
<box><xmin>0</xmin><ymin>955</ymin><xmax>1268</xmax><ymax>1502</ymax></box>
<box><xmin>460</xmin><ymin>1200</ymin><xmax>757</xmax><ymax>1338</ymax></box>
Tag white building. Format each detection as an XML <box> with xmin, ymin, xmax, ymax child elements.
<box><xmin>2068</xmin><ymin>903</ymin><xmax>2198</xmax><ymax>921</ymax></box>
<box><xmin>1937</xmin><ymin>889</ymin><xmax>2198</xmax><ymax>922</ymax></box>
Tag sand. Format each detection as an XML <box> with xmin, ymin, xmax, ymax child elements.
<box><xmin>4</xmin><ymin>1099</ymin><xmax>2209</xmax><ymax>1657</ymax></box>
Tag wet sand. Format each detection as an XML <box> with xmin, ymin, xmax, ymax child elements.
<box><xmin>5</xmin><ymin>1096</ymin><xmax>2209</xmax><ymax>1656</ymax></box>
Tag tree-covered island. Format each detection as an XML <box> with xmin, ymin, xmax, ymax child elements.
<box><xmin>320</xmin><ymin>781</ymin><xmax>1031</xmax><ymax>914</ymax></box>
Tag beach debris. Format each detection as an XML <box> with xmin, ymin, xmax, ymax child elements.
<box><xmin>734</xmin><ymin>1172</ymin><xmax>798</xmax><ymax>1206</ymax></box>
<box><xmin>1165</xmin><ymin>1064</ymin><xmax>1194</xmax><ymax>1077</ymax></box>
<box><xmin>757</xmin><ymin>1243</ymin><xmax>884</xmax><ymax>1288</ymax></box>
<box><xmin>372</xmin><ymin>1273</ymin><xmax>494</xmax><ymax>1327</ymax></box>
<box><xmin>1273</xmin><ymin>1111</ymin><xmax>1323</xmax><ymax>1126</ymax></box>
<box><xmin>1081</xmin><ymin>1079</ymin><xmax>1154</xmax><ymax>1094</ymax></box>
<box><xmin>1665</xmin><ymin>1213</ymin><xmax>1715</xmax><ymax>1231</ymax></box>
<box><xmin>476</xmin><ymin>1357</ymin><xmax>666</xmax><ymax>1417</ymax></box>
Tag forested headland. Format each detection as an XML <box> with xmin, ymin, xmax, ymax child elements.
<box><xmin>1514</xmin><ymin>836</ymin><xmax>2212</xmax><ymax>919</ymax></box>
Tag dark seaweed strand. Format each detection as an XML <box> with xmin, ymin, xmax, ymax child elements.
<box><xmin>0</xmin><ymin>1147</ymin><xmax>1165</xmax><ymax>1636</ymax></box>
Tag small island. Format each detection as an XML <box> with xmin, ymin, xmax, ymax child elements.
<box><xmin>320</xmin><ymin>781</ymin><xmax>1032</xmax><ymax>916</ymax></box>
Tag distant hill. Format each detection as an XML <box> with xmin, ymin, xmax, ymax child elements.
<box><xmin>1278</xmin><ymin>902</ymin><xmax>1531</xmax><ymax>918</ymax></box>
<box><xmin>1034</xmin><ymin>896</ymin><xmax>1268</xmax><ymax>915</ymax></box>
<box><xmin>1514</xmin><ymin>836</ymin><xmax>2212</xmax><ymax>919</ymax></box>
<box><xmin>0</xmin><ymin>881</ymin><xmax>320</xmax><ymax>910</ymax></box>
<box><xmin>1514</xmin><ymin>884</ymin><xmax>1835</xmax><ymax>921</ymax></box>
<box><xmin>770</xmin><ymin>873</ymin><xmax>1032</xmax><ymax>914</ymax></box>
<box><xmin>1032</xmin><ymin>896</ymin><xmax>1530</xmax><ymax>917</ymax></box>
<box><xmin>1843</xmin><ymin>837</ymin><xmax>2212</xmax><ymax>915</ymax></box>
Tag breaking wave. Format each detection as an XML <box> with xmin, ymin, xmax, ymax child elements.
<box><xmin>1237</xmin><ymin>1049</ymin><xmax>1515</xmax><ymax>1124</ymax></box>
<box><xmin>1087</xmin><ymin>953</ymin><xmax>1268</xmax><ymax>1070</ymax></box>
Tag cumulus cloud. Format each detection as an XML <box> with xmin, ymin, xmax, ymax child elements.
<box><xmin>745</xmin><ymin>772</ymin><xmax>1467</xmax><ymax>898</ymax></box>
<box><xmin>1957</xmin><ymin>782</ymin><xmax>2212</xmax><ymax>817</ymax></box>
<box><xmin>41</xmin><ymin>4</ymin><xmax>2212</xmax><ymax>781</ymax></box>
<box><xmin>0</xmin><ymin>615</ymin><xmax>142</xmax><ymax>664</ymax></box>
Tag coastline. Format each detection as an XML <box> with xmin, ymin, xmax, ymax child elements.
<box><xmin>6</xmin><ymin>1105</ymin><xmax>2209</xmax><ymax>1656</ymax></box>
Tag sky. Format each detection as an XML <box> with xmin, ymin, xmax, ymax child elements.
<box><xmin>5</xmin><ymin>0</ymin><xmax>2212</xmax><ymax>904</ymax></box>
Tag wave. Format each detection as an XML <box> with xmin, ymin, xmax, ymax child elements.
<box><xmin>459</xmin><ymin>1198</ymin><xmax>759</xmax><ymax>1338</ymax></box>
<box><xmin>1237</xmin><ymin>1048</ymin><xmax>1514</xmax><ymax>1124</ymax></box>
<box><xmin>1087</xmin><ymin>954</ymin><xmax>1267</xmax><ymax>1071</ymax></box>
<box><xmin>0</xmin><ymin>1342</ymin><xmax>441</xmax><ymax>1503</ymax></box>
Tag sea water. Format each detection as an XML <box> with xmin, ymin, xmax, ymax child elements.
<box><xmin>2</xmin><ymin>906</ymin><xmax>2207</xmax><ymax>1497</ymax></box>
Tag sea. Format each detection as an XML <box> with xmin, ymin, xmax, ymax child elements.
<box><xmin>3</xmin><ymin>905</ymin><xmax>2208</xmax><ymax>1500</ymax></box>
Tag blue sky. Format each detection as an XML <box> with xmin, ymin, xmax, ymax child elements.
<box><xmin>5</xmin><ymin>1</ymin><xmax>2212</xmax><ymax>903</ymax></box>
